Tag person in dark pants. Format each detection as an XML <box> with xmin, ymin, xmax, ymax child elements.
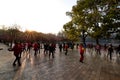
<box><xmin>8</xmin><ymin>42</ymin><xmax>22</xmax><ymax>66</ymax></box>
<box><xmin>37</xmin><ymin>42</ymin><xmax>40</xmax><ymax>54</ymax></box>
<box><xmin>27</xmin><ymin>42</ymin><xmax>32</xmax><ymax>53</ymax></box>
<box><xmin>33</xmin><ymin>42</ymin><xmax>39</xmax><ymax>56</ymax></box>
<box><xmin>64</xmin><ymin>43</ymin><xmax>68</xmax><ymax>55</ymax></box>
<box><xmin>19</xmin><ymin>43</ymin><xmax>23</xmax><ymax>58</ymax></box>
<box><xmin>95</xmin><ymin>44</ymin><xmax>101</xmax><ymax>55</ymax></box>
<box><xmin>49</xmin><ymin>43</ymin><xmax>54</xmax><ymax>58</ymax></box>
<box><xmin>59</xmin><ymin>43</ymin><xmax>62</xmax><ymax>52</ymax></box>
<box><xmin>107</xmin><ymin>44</ymin><xmax>114</xmax><ymax>60</ymax></box>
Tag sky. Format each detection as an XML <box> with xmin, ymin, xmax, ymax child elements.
<box><xmin>0</xmin><ymin>0</ymin><xmax>77</xmax><ymax>34</ymax></box>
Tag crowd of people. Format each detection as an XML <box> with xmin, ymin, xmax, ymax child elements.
<box><xmin>87</xmin><ymin>43</ymin><xmax>120</xmax><ymax>60</ymax></box>
<box><xmin>8</xmin><ymin>42</ymin><xmax>57</xmax><ymax>66</ymax></box>
<box><xmin>4</xmin><ymin>41</ymin><xmax>120</xmax><ymax>66</ymax></box>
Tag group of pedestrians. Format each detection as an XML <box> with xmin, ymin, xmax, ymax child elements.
<box><xmin>6</xmin><ymin>41</ymin><xmax>120</xmax><ymax>66</ymax></box>
<box><xmin>77</xmin><ymin>43</ymin><xmax>120</xmax><ymax>63</ymax></box>
<box><xmin>8</xmin><ymin>41</ymin><xmax>58</xmax><ymax>66</ymax></box>
<box><xmin>43</xmin><ymin>43</ymin><xmax>56</xmax><ymax>58</ymax></box>
<box><xmin>58</xmin><ymin>42</ymin><xmax>85</xmax><ymax>63</ymax></box>
<box><xmin>8</xmin><ymin>42</ymin><xmax>41</xmax><ymax>66</ymax></box>
<box><xmin>58</xmin><ymin>42</ymin><xmax>75</xmax><ymax>55</ymax></box>
<box><xmin>87</xmin><ymin>43</ymin><xmax>120</xmax><ymax>60</ymax></box>
<box><xmin>99</xmin><ymin>43</ymin><xmax>120</xmax><ymax>60</ymax></box>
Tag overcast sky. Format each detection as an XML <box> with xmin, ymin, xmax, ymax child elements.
<box><xmin>0</xmin><ymin>0</ymin><xmax>76</xmax><ymax>33</ymax></box>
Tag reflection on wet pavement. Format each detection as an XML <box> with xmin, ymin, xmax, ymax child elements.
<box><xmin>0</xmin><ymin>43</ymin><xmax>120</xmax><ymax>80</ymax></box>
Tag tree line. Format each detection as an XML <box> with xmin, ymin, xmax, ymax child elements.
<box><xmin>63</xmin><ymin>0</ymin><xmax>120</xmax><ymax>45</ymax></box>
<box><xmin>0</xmin><ymin>24</ymin><xmax>68</xmax><ymax>46</ymax></box>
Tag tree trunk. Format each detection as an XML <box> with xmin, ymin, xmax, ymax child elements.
<box><xmin>82</xmin><ymin>30</ymin><xmax>86</xmax><ymax>47</ymax></box>
<box><xmin>82</xmin><ymin>36</ymin><xmax>86</xmax><ymax>47</ymax></box>
<box><xmin>96</xmin><ymin>38</ymin><xmax>99</xmax><ymax>44</ymax></box>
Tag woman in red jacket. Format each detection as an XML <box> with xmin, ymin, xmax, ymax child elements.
<box><xmin>8</xmin><ymin>42</ymin><xmax>22</xmax><ymax>66</ymax></box>
<box><xmin>79</xmin><ymin>43</ymin><xmax>85</xmax><ymax>63</ymax></box>
<box><xmin>33</xmin><ymin>42</ymin><xmax>39</xmax><ymax>56</ymax></box>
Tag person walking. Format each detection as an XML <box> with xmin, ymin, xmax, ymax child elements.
<box><xmin>79</xmin><ymin>43</ymin><xmax>85</xmax><ymax>63</ymax></box>
<box><xmin>59</xmin><ymin>43</ymin><xmax>62</xmax><ymax>52</ymax></box>
<box><xmin>95</xmin><ymin>44</ymin><xmax>101</xmax><ymax>55</ymax></box>
<box><xmin>33</xmin><ymin>42</ymin><xmax>39</xmax><ymax>56</ymax></box>
<box><xmin>19</xmin><ymin>42</ymin><xmax>23</xmax><ymax>58</ymax></box>
<box><xmin>49</xmin><ymin>43</ymin><xmax>55</xmax><ymax>58</ymax></box>
<box><xmin>27</xmin><ymin>42</ymin><xmax>32</xmax><ymax>53</ymax></box>
<box><xmin>107</xmin><ymin>44</ymin><xmax>114</xmax><ymax>60</ymax></box>
<box><xmin>37</xmin><ymin>42</ymin><xmax>40</xmax><ymax>54</ymax></box>
<box><xmin>64</xmin><ymin>43</ymin><xmax>68</xmax><ymax>55</ymax></box>
<box><xmin>8</xmin><ymin>42</ymin><xmax>22</xmax><ymax>66</ymax></box>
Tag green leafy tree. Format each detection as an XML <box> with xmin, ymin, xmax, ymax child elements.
<box><xmin>63</xmin><ymin>21</ymin><xmax>79</xmax><ymax>41</ymax></box>
<box><xmin>63</xmin><ymin>0</ymin><xmax>119</xmax><ymax>45</ymax></box>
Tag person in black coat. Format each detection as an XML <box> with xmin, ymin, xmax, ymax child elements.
<box><xmin>49</xmin><ymin>43</ymin><xmax>54</xmax><ymax>58</ymax></box>
<box><xmin>59</xmin><ymin>43</ymin><xmax>62</xmax><ymax>52</ymax></box>
<box><xmin>107</xmin><ymin>44</ymin><xmax>114</xmax><ymax>60</ymax></box>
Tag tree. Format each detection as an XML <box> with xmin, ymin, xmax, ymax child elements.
<box><xmin>7</xmin><ymin>24</ymin><xmax>21</xmax><ymax>47</ymax></box>
<box><xmin>101</xmin><ymin>0</ymin><xmax>120</xmax><ymax>39</ymax></box>
<box><xmin>63</xmin><ymin>0</ymin><xmax>119</xmax><ymax>45</ymax></box>
<box><xmin>63</xmin><ymin>21</ymin><xmax>80</xmax><ymax>41</ymax></box>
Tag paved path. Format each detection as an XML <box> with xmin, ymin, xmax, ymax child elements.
<box><xmin>0</xmin><ymin>43</ymin><xmax>120</xmax><ymax>80</ymax></box>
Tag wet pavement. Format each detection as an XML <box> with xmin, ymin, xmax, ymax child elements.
<box><xmin>0</xmin><ymin>43</ymin><xmax>120</xmax><ymax>80</ymax></box>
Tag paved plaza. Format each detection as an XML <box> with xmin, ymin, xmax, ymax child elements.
<box><xmin>0</xmin><ymin>43</ymin><xmax>120</xmax><ymax>80</ymax></box>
